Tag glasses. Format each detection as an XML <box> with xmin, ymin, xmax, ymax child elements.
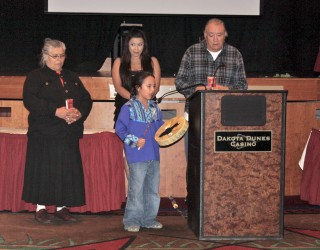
<box><xmin>48</xmin><ymin>54</ymin><xmax>66</xmax><ymax>60</ymax></box>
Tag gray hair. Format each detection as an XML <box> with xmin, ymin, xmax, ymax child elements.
<box><xmin>204</xmin><ymin>18</ymin><xmax>228</xmax><ymax>37</ymax></box>
<box><xmin>40</xmin><ymin>38</ymin><xmax>66</xmax><ymax>68</ymax></box>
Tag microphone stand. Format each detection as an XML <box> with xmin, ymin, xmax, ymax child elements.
<box><xmin>157</xmin><ymin>83</ymin><xmax>206</xmax><ymax>104</ymax></box>
<box><xmin>213</xmin><ymin>63</ymin><xmax>225</xmax><ymax>78</ymax></box>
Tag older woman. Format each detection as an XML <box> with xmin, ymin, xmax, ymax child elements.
<box><xmin>22</xmin><ymin>38</ymin><xmax>92</xmax><ymax>223</ymax></box>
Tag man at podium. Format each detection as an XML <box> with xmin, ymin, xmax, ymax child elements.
<box><xmin>175</xmin><ymin>18</ymin><xmax>248</xmax><ymax>202</ymax></box>
<box><xmin>175</xmin><ymin>18</ymin><xmax>248</xmax><ymax>115</ymax></box>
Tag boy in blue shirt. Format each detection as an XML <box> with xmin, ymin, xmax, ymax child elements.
<box><xmin>116</xmin><ymin>71</ymin><xmax>164</xmax><ymax>232</ymax></box>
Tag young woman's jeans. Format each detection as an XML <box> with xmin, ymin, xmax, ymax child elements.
<box><xmin>124</xmin><ymin>160</ymin><xmax>160</xmax><ymax>228</ymax></box>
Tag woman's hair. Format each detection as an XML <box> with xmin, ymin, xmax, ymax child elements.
<box><xmin>120</xmin><ymin>29</ymin><xmax>153</xmax><ymax>89</ymax></box>
<box><xmin>40</xmin><ymin>38</ymin><xmax>66</xmax><ymax>68</ymax></box>
<box><xmin>131</xmin><ymin>71</ymin><xmax>155</xmax><ymax>96</ymax></box>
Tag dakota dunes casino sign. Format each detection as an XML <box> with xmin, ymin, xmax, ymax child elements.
<box><xmin>214</xmin><ymin>130</ymin><xmax>272</xmax><ymax>152</ymax></box>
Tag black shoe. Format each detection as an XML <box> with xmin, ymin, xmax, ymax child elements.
<box><xmin>35</xmin><ymin>209</ymin><xmax>51</xmax><ymax>224</ymax></box>
<box><xmin>55</xmin><ymin>208</ymin><xmax>77</xmax><ymax>222</ymax></box>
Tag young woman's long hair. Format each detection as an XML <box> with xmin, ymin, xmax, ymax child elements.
<box><xmin>119</xmin><ymin>29</ymin><xmax>153</xmax><ymax>89</ymax></box>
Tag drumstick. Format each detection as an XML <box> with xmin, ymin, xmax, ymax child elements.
<box><xmin>168</xmin><ymin>196</ymin><xmax>187</xmax><ymax>219</ymax></box>
<box><xmin>138</xmin><ymin>108</ymin><xmax>156</xmax><ymax>150</ymax></box>
<box><xmin>168</xmin><ymin>195</ymin><xmax>178</xmax><ymax>208</ymax></box>
<box><xmin>137</xmin><ymin>123</ymin><xmax>150</xmax><ymax>150</ymax></box>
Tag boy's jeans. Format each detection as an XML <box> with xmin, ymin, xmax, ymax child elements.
<box><xmin>124</xmin><ymin>160</ymin><xmax>160</xmax><ymax>228</ymax></box>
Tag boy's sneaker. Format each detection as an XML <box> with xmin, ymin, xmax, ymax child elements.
<box><xmin>145</xmin><ymin>222</ymin><xmax>163</xmax><ymax>229</ymax></box>
<box><xmin>126</xmin><ymin>225</ymin><xmax>140</xmax><ymax>232</ymax></box>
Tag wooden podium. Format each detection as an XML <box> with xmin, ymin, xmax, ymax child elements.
<box><xmin>187</xmin><ymin>90</ymin><xmax>287</xmax><ymax>240</ymax></box>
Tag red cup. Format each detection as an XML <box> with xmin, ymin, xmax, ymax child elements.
<box><xmin>207</xmin><ymin>76</ymin><xmax>216</xmax><ymax>89</ymax></box>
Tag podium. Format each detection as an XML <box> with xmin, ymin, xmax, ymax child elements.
<box><xmin>187</xmin><ymin>90</ymin><xmax>287</xmax><ymax>240</ymax></box>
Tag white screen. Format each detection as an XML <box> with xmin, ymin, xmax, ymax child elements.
<box><xmin>46</xmin><ymin>0</ymin><xmax>261</xmax><ymax>15</ymax></box>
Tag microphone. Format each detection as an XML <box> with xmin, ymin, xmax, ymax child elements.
<box><xmin>157</xmin><ymin>83</ymin><xmax>206</xmax><ymax>104</ymax></box>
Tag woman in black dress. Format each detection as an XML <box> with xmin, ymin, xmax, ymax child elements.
<box><xmin>22</xmin><ymin>38</ymin><xmax>92</xmax><ymax>223</ymax></box>
<box><xmin>112</xmin><ymin>29</ymin><xmax>161</xmax><ymax>124</ymax></box>
<box><xmin>111</xmin><ymin>29</ymin><xmax>161</xmax><ymax>178</ymax></box>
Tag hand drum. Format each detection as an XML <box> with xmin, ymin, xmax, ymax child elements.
<box><xmin>155</xmin><ymin>116</ymin><xmax>189</xmax><ymax>146</ymax></box>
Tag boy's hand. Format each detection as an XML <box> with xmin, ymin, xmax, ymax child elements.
<box><xmin>137</xmin><ymin>138</ymin><xmax>146</xmax><ymax>149</ymax></box>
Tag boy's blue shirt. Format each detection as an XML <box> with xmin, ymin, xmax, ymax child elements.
<box><xmin>115</xmin><ymin>97</ymin><xmax>164</xmax><ymax>164</ymax></box>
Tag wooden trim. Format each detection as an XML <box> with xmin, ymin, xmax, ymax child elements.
<box><xmin>1</xmin><ymin>76</ymin><xmax>319</xmax><ymax>101</ymax></box>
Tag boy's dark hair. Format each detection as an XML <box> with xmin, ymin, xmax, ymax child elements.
<box><xmin>131</xmin><ymin>71</ymin><xmax>155</xmax><ymax>96</ymax></box>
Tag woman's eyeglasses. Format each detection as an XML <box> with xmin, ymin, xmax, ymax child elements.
<box><xmin>48</xmin><ymin>54</ymin><xmax>66</xmax><ymax>59</ymax></box>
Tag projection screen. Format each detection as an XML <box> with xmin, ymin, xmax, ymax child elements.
<box><xmin>45</xmin><ymin>0</ymin><xmax>261</xmax><ymax>15</ymax></box>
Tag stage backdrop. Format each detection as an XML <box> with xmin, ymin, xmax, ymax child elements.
<box><xmin>0</xmin><ymin>0</ymin><xmax>319</xmax><ymax>77</ymax></box>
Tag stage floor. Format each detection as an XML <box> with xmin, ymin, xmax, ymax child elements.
<box><xmin>0</xmin><ymin>203</ymin><xmax>320</xmax><ymax>249</ymax></box>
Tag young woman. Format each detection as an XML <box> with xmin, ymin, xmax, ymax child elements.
<box><xmin>115</xmin><ymin>71</ymin><xmax>164</xmax><ymax>232</ymax></box>
<box><xmin>112</xmin><ymin>29</ymin><xmax>161</xmax><ymax>179</ymax></box>
<box><xmin>112</xmin><ymin>29</ymin><xmax>161</xmax><ymax>125</ymax></box>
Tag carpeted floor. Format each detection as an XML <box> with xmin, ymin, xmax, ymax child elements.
<box><xmin>0</xmin><ymin>197</ymin><xmax>319</xmax><ymax>250</ymax></box>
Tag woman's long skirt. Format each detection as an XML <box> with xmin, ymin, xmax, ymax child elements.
<box><xmin>22</xmin><ymin>135</ymin><xmax>85</xmax><ymax>207</ymax></box>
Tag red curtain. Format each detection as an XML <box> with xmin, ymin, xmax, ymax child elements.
<box><xmin>0</xmin><ymin>131</ymin><xmax>126</xmax><ymax>213</ymax></box>
<box><xmin>300</xmin><ymin>128</ymin><xmax>320</xmax><ymax>205</ymax></box>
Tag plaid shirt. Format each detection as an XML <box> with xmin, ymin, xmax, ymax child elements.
<box><xmin>175</xmin><ymin>40</ymin><xmax>247</xmax><ymax>112</ymax></box>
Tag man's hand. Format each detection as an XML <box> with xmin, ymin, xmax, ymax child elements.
<box><xmin>212</xmin><ymin>84</ymin><xmax>229</xmax><ymax>90</ymax></box>
<box><xmin>195</xmin><ymin>85</ymin><xmax>207</xmax><ymax>91</ymax></box>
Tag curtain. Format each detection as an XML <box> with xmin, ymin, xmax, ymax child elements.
<box><xmin>0</xmin><ymin>0</ymin><xmax>319</xmax><ymax>76</ymax></box>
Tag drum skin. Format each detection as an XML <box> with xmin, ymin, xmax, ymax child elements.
<box><xmin>155</xmin><ymin>116</ymin><xmax>189</xmax><ymax>146</ymax></box>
